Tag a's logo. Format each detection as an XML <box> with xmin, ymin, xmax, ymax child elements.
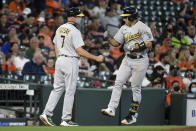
<box><xmin>192</xmin><ymin>110</ymin><xmax>196</xmax><ymax>117</ymax></box>
<box><xmin>124</xmin><ymin>29</ymin><xmax>141</xmax><ymax>43</ymax></box>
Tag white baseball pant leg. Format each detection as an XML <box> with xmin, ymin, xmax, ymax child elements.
<box><xmin>44</xmin><ymin>57</ymin><xmax>79</xmax><ymax>120</ymax></box>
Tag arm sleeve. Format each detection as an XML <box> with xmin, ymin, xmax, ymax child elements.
<box><xmin>72</xmin><ymin>31</ymin><xmax>85</xmax><ymax>49</ymax></box>
<box><xmin>142</xmin><ymin>26</ymin><xmax>154</xmax><ymax>42</ymax></box>
<box><xmin>113</xmin><ymin>27</ymin><xmax>124</xmax><ymax>44</ymax></box>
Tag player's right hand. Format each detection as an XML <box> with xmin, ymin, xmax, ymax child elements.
<box><xmin>96</xmin><ymin>55</ymin><xmax>104</xmax><ymax>62</ymax></box>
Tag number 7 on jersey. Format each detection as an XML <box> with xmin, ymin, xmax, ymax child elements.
<box><xmin>61</xmin><ymin>35</ymin><xmax>65</xmax><ymax>48</ymax></box>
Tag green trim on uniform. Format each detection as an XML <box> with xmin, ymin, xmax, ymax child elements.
<box><xmin>129</xmin><ymin>109</ymin><xmax>137</xmax><ymax>113</ymax></box>
<box><xmin>46</xmin><ymin>115</ymin><xmax>56</xmax><ymax>126</ymax></box>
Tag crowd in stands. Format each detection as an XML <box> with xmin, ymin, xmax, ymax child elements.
<box><xmin>0</xmin><ymin>0</ymin><xmax>196</xmax><ymax>96</ymax></box>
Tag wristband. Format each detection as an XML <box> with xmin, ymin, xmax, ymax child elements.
<box><xmin>138</xmin><ymin>41</ymin><xmax>146</xmax><ymax>51</ymax></box>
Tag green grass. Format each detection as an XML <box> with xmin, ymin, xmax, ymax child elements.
<box><xmin>0</xmin><ymin>126</ymin><xmax>191</xmax><ymax>131</ymax></box>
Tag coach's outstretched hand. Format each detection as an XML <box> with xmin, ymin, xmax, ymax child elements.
<box><xmin>96</xmin><ymin>55</ymin><xmax>104</xmax><ymax>62</ymax></box>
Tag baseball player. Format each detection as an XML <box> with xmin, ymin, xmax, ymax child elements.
<box><xmin>101</xmin><ymin>6</ymin><xmax>154</xmax><ymax>125</ymax></box>
<box><xmin>40</xmin><ymin>7</ymin><xmax>104</xmax><ymax>126</ymax></box>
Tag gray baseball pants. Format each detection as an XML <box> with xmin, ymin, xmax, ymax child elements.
<box><xmin>43</xmin><ymin>56</ymin><xmax>79</xmax><ymax>120</ymax></box>
<box><xmin>108</xmin><ymin>56</ymin><xmax>149</xmax><ymax>110</ymax></box>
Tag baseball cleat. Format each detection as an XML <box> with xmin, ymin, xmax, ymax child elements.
<box><xmin>60</xmin><ymin>120</ymin><xmax>78</xmax><ymax>126</ymax></box>
<box><xmin>101</xmin><ymin>108</ymin><xmax>115</xmax><ymax>117</ymax></box>
<box><xmin>121</xmin><ymin>113</ymin><xmax>137</xmax><ymax>125</ymax></box>
<box><xmin>39</xmin><ymin>114</ymin><xmax>56</xmax><ymax>126</ymax></box>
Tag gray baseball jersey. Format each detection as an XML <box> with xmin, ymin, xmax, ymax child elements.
<box><xmin>53</xmin><ymin>23</ymin><xmax>85</xmax><ymax>56</ymax></box>
<box><xmin>114</xmin><ymin>21</ymin><xmax>153</xmax><ymax>56</ymax></box>
<box><xmin>108</xmin><ymin>21</ymin><xmax>153</xmax><ymax>110</ymax></box>
<box><xmin>43</xmin><ymin>23</ymin><xmax>84</xmax><ymax>120</ymax></box>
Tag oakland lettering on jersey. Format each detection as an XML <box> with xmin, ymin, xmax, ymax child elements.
<box><xmin>124</xmin><ymin>29</ymin><xmax>141</xmax><ymax>43</ymax></box>
<box><xmin>58</xmin><ymin>27</ymin><xmax>71</xmax><ymax>34</ymax></box>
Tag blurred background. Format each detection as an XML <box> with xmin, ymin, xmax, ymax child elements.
<box><xmin>0</xmin><ymin>0</ymin><xmax>196</xmax><ymax>126</ymax></box>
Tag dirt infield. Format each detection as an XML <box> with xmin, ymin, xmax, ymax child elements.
<box><xmin>158</xmin><ymin>127</ymin><xmax>196</xmax><ymax>131</ymax></box>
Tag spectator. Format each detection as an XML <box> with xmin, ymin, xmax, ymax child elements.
<box><xmin>165</xmin><ymin>79</ymin><xmax>182</xmax><ymax>124</ymax></box>
<box><xmin>88</xmin><ymin>17</ymin><xmax>105</xmax><ymax>41</ymax></box>
<box><xmin>154</xmin><ymin>43</ymin><xmax>162</xmax><ymax>62</ymax></box>
<box><xmin>108</xmin><ymin>0</ymin><xmax>122</xmax><ymax>15</ymax></box>
<box><xmin>84</xmin><ymin>25</ymin><xmax>97</xmax><ymax>47</ymax></box>
<box><xmin>188</xmin><ymin>79</ymin><xmax>196</xmax><ymax>93</ymax></box>
<box><xmin>18</xmin><ymin>24</ymin><xmax>33</xmax><ymax>46</ymax></box>
<box><xmin>22</xmin><ymin>51</ymin><xmax>46</xmax><ymax>78</ymax></box>
<box><xmin>110</xmin><ymin>46</ymin><xmax>123</xmax><ymax>69</ymax></box>
<box><xmin>88</xmin><ymin>47</ymin><xmax>99</xmax><ymax>74</ymax></box>
<box><xmin>47</xmin><ymin>18</ymin><xmax>55</xmax><ymax>37</ymax></box>
<box><xmin>54</xmin><ymin>15</ymin><xmax>64</xmax><ymax>29</ymax></box>
<box><xmin>192</xmin><ymin>47</ymin><xmax>196</xmax><ymax>70</ymax></box>
<box><xmin>162</xmin><ymin>23</ymin><xmax>174</xmax><ymax>39</ymax></box>
<box><xmin>0</xmin><ymin>14</ymin><xmax>9</xmax><ymax>46</ymax></box>
<box><xmin>91</xmin><ymin>16</ymin><xmax>105</xmax><ymax>33</ymax></box>
<box><xmin>1</xmin><ymin>33</ymin><xmax>19</xmax><ymax>55</ymax></box>
<box><xmin>154</xmin><ymin>53</ymin><xmax>170</xmax><ymax>76</ymax></box>
<box><xmin>48</xmin><ymin>49</ymin><xmax>56</xmax><ymax>58</ymax></box>
<box><xmin>82</xmin><ymin>0</ymin><xmax>97</xmax><ymax>10</ymax></box>
<box><xmin>79</xmin><ymin>57</ymin><xmax>92</xmax><ymax>76</ymax></box>
<box><xmin>13</xmin><ymin>47</ymin><xmax>29</xmax><ymax>73</ymax></box>
<box><xmin>161</xmin><ymin>37</ymin><xmax>171</xmax><ymax>53</ymax></box>
<box><xmin>38</xmin><ymin>35</ymin><xmax>45</xmax><ymax>49</ymax></box>
<box><xmin>168</xmin><ymin>47</ymin><xmax>178</xmax><ymax>66</ymax></box>
<box><xmin>0</xmin><ymin>2</ymin><xmax>9</xmax><ymax>15</ymax></box>
<box><xmin>179</xmin><ymin>1</ymin><xmax>193</xmax><ymax>24</ymax></box>
<box><xmin>46</xmin><ymin>0</ymin><xmax>63</xmax><ymax>14</ymax></box>
<box><xmin>7</xmin><ymin>12</ymin><xmax>19</xmax><ymax>27</ymax></box>
<box><xmin>100</xmin><ymin>7</ymin><xmax>120</xmax><ymax>37</ymax></box>
<box><xmin>25</xmin><ymin>37</ymin><xmax>40</xmax><ymax>60</ymax></box>
<box><xmin>24</xmin><ymin>14</ymin><xmax>35</xmax><ymax>27</ymax></box>
<box><xmin>176</xmin><ymin>16</ymin><xmax>187</xmax><ymax>32</ymax></box>
<box><xmin>9</xmin><ymin>42</ymin><xmax>19</xmax><ymax>67</ymax></box>
<box><xmin>0</xmin><ymin>51</ymin><xmax>5</xmax><ymax>65</ymax></box>
<box><xmin>91</xmin><ymin>0</ymin><xmax>107</xmax><ymax>17</ymax></box>
<box><xmin>110</xmin><ymin>47</ymin><xmax>122</xmax><ymax>62</ymax></box>
<box><xmin>178</xmin><ymin>48</ymin><xmax>192</xmax><ymax>70</ymax></box>
<box><xmin>1</xmin><ymin>53</ymin><xmax>17</xmax><ymax>73</ymax></box>
<box><xmin>99</xmin><ymin>44</ymin><xmax>114</xmax><ymax>73</ymax></box>
<box><xmin>142</xmin><ymin>65</ymin><xmax>154</xmax><ymax>88</ymax></box>
<box><xmin>149</xmin><ymin>22</ymin><xmax>160</xmax><ymax>41</ymax></box>
<box><xmin>38</xmin><ymin>24</ymin><xmax>54</xmax><ymax>49</ymax></box>
<box><xmin>43</xmin><ymin>57</ymin><xmax>55</xmax><ymax>76</ymax></box>
<box><xmin>22</xmin><ymin>8</ymin><xmax>31</xmax><ymax>19</ymax></box>
<box><xmin>166</xmin><ymin>80</ymin><xmax>182</xmax><ymax>106</ymax></box>
<box><xmin>24</xmin><ymin>14</ymin><xmax>37</xmax><ymax>35</ymax></box>
<box><xmin>8</xmin><ymin>0</ymin><xmax>26</xmax><ymax>14</ymax></box>
<box><xmin>37</xmin><ymin>17</ymin><xmax>46</xmax><ymax>28</ymax></box>
<box><xmin>151</xmin><ymin>65</ymin><xmax>165</xmax><ymax>88</ymax></box>
<box><xmin>185</xmin><ymin>26</ymin><xmax>196</xmax><ymax>44</ymax></box>
<box><xmin>165</xmin><ymin>65</ymin><xmax>186</xmax><ymax>92</ymax></box>
<box><xmin>171</xmin><ymin>28</ymin><xmax>191</xmax><ymax>48</ymax></box>
<box><xmin>189</xmin><ymin>43</ymin><xmax>196</xmax><ymax>57</ymax></box>
<box><xmin>183</xmin><ymin>69</ymin><xmax>194</xmax><ymax>91</ymax></box>
<box><xmin>148</xmin><ymin>50</ymin><xmax>156</xmax><ymax>65</ymax></box>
